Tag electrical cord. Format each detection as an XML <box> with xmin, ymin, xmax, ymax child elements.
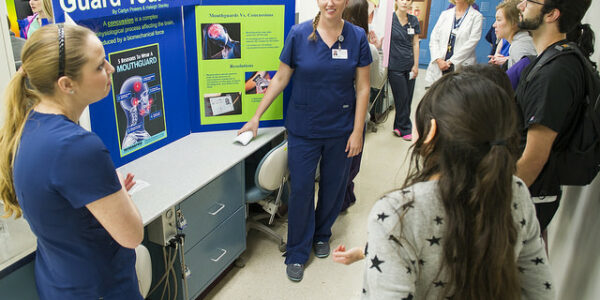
<box><xmin>148</xmin><ymin>235</ymin><xmax>183</xmax><ymax>300</ymax></box>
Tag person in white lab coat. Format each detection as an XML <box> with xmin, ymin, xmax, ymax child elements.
<box><xmin>425</xmin><ymin>0</ymin><xmax>482</xmax><ymax>86</ymax></box>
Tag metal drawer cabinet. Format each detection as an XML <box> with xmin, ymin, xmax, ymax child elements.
<box><xmin>178</xmin><ymin>162</ymin><xmax>244</xmax><ymax>252</ymax></box>
<box><xmin>183</xmin><ymin>206</ymin><xmax>246</xmax><ymax>299</ymax></box>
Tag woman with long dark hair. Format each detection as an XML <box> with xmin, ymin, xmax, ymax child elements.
<box><xmin>360</xmin><ymin>73</ymin><xmax>554</xmax><ymax>299</ymax></box>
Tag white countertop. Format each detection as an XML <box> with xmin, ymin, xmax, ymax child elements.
<box><xmin>0</xmin><ymin>127</ymin><xmax>286</xmax><ymax>273</ymax></box>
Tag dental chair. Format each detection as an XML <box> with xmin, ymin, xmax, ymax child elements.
<box><xmin>245</xmin><ymin>139</ymin><xmax>288</xmax><ymax>252</ymax></box>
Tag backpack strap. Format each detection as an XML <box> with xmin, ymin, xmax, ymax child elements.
<box><xmin>525</xmin><ymin>43</ymin><xmax>573</xmax><ymax>83</ymax></box>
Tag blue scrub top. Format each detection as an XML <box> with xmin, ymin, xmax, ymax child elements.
<box><xmin>13</xmin><ymin>111</ymin><xmax>142</xmax><ymax>300</ymax></box>
<box><xmin>280</xmin><ymin>20</ymin><xmax>372</xmax><ymax>138</ymax></box>
<box><xmin>389</xmin><ymin>13</ymin><xmax>420</xmax><ymax>72</ymax></box>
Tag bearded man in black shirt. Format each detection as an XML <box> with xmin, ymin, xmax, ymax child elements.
<box><xmin>514</xmin><ymin>0</ymin><xmax>592</xmax><ymax>236</ymax></box>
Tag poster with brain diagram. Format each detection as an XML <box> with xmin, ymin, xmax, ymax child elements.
<box><xmin>109</xmin><ymin>43</ymin><xmax>167</xmax><ymax>157</ymax></box>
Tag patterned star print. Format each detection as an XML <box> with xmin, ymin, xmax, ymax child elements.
<box><xmin>377</xmin><ymin>212</ymin><xmax>390</xmax><ymax>222</ymax></box>
<box><xmin>520</xmin><ymin>218</ymin><xmax>526</xmax><ymax>227</ymax></box>
<box><xmin>402</xmin><ymin>293</ymin><xmax>414</xmax><ymax>300</ymax></box>
<box><xmin>516</xmin><ymin>181</ymin><xmax>524</xmax><ymax>187</ymax></box>
<box><xmin>370</xmin><ymin>255</ymin><xmax>384</xmax><ymax>273</ymax></box>
<box><xmin>402</xmin><ymin>202</ymin><xmax>415</xmax><ymax>210</ymax></box>
<box><xmin>434</xmin><ymin>216</ymin><xmax>443</xmax><ymax>225</ymax></box>
<box><xmin>426</xmin><ymin>236</ymin><xmax>441</xmax><ymax>246</ymax></box>
<box><xmin>406</xmin><ymin>266</ymin><xmax>412</xmax><ymax>274</ymax></box>
<box><xmin>433</xmin><ymin>280</ymin><xmax>445</xmax><ymax>287</ymax></box>
<box><xmin>513</xmin><ymin>202</ymin><xmax>518</xmax><ymax>210</ymax></box>
<box><xmin>544</xmin><ymin>282</ymin><xmax>551</xmax><ymax>290</ymax></box>
<box><xmin>531</xmin><ymin>257</ymin><xmax>544</xmax><ymax>265</ymax></box>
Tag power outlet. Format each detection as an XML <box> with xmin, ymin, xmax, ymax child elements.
<box><xmin>147</xmin><ymin>207</ymin><xmax>177</xmax><ymax>246</ymax></box>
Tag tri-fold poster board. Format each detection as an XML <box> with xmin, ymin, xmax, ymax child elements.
<box><xmin>51</xmin><ymin>0</ymin><xmax>294</xmax><ymax>166</ymax></box>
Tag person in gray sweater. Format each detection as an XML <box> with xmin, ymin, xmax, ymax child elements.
<box><xmin>334</xmin><ymin>71</ymin><xmax>554</xmax><ymax>299</ymax></box>
<box><xmin>489</xmin><ymin>0</ymin><xmax>536</xmax><ymax>68</ymax></box>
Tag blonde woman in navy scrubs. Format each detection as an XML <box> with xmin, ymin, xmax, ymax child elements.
<box><xmin>1</xmin><ymin>24</ymin><xmax>143</xmax><ymax>299</ymax></box>
<box><xmin>239</xmin><ymin>0</ymin><xmax>371</xmax><ymax>282</ymax></box>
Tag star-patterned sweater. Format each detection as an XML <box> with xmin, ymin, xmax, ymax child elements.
<box><xmin>362</xmin><ymin>177</ymin><xmax>555</xmax><ymax>300</ymax></box>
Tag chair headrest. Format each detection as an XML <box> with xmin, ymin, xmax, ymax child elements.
<box><xmin>255</xmin><ymin>140</ymin><xmax>288</xmax><ymax>191</ymax></box>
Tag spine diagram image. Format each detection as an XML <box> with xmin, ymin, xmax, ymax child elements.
<box><xmin>110</xmin><ymin>44</ymin><xmax>167</xmax><ymax>157</ymax></box>
<box><xmin>118</xmin><ymin>76</ymin><xmax>154</xmax><ymax>148</ymax></box>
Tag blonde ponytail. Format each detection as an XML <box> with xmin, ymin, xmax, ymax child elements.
<box><xmin>308</xmin><ymin>12</ymin><xmax>321</xmax><ymax>41</ymax></box>
<box><xmin>0</xmin><ymin>70</ymin><xmax>39</xmax><ymax>218</ymax></box>
<box><xmin>1</xmin><ymin>24</ymin><xmax>93</xmax><ymax>218</ymax></box>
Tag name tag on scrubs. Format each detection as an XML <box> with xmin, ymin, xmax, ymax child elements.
<box><xmin>407</xmin><ymin>28</ymin><xmax>415</xmax><ymax>35</ymax></box>
<box><xmin>332</xmin><ymin>49</ymin><xmax>348</xmax><ymax>59</ymax></box>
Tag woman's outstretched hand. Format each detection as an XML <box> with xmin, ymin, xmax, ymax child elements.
<box><xmin>332</xmin><ymin>244</ymin><xmax>365</xmax><ymax>265</ymax></box>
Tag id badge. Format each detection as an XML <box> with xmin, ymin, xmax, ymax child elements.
<box><xmin>451</xmin><ymin>28</ymin><xmax>458</xmax><ymax>35</ymax></box>
<box><xmin>332</xmin><ymin>49</ymin><xmax>348</xmax><ymax>59</ymax></box>
<box><xmin>407</xmin><ymin>28</ymin><xmax>415</xmax><ymax>35</ymax></box>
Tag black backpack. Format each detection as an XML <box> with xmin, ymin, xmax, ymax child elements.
<box><xmin>524</xmin><ymin>42</ymin><xmax>600</xmax><ymax>186</ymax></box>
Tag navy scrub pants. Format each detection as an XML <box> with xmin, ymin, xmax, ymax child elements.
<box><xmin>388</xmin><ymin>70</ymin><xmax>416</xmax><ymax>134</ymax></box>
<box><xmin>285</xmin><ymin>132</ymin><xmax>352</xmax><ymax>265</ymax></box>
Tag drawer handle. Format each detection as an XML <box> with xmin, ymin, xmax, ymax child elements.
<box><xmin>208</xmin><ymin>203</ymin><xmax>226</xmax><ymax>216</ymax></box>
<box><xmin>211</xmin><ymin>248</ymin><xmax>227</xmax><ymax>262</ymax></box>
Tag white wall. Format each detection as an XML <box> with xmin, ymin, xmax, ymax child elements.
<box><xmin>295</xmin><ymin>0</ymin><xmax>392</xmax><ymax>38</ymax></box>
<box><xmin>547</xmin><ymin>5</ymin><xmax>600</xmax><ymax>300</ymax></box>
<box><xmin>296</xmin><ymin>0</ymin><xmax>319</xmax><ymax>23</ymax></box>
<box><xmin>582</xmin><ymin>0</ymin><xmax>600</xmax><ymax>65</ymax></box>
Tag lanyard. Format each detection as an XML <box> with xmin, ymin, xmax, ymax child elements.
<box><xmin>453</xmin><ymin>6</ymin><xmax>470</xmax><ymax>30</ymax></box>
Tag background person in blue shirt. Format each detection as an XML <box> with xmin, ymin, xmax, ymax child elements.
<box><xmin>239</xmin><ymin>0</ymin><xmax>372</xmax><ymax>282</ymax></box>
<box><xmin>388</xmin><ymin>0</ymin><xmax>420</xmax><ymax>140</ymax></box>
<box><xmin>0</xmin><ymin>24</ymin><xmax>144</xmax><ymax>299</ymax></box>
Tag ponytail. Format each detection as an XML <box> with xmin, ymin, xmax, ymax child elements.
<box><xmin>568</xmin><ymin>23</ymin><xmax>597</xmax><ymax>69</ymax></box>
<box><xmin>0</xmin><ymin>70</ymin><xmax>40</xmax><ymax>218</ymax></box>
<box><xmin>458</xmin><ymin>143</ymin><xmax>519</xmax><ymax>299</ymax></box>
<box><xmin>308</xmin><ymin>12</ymin><xmax>321</xmax><ymax>41</ymax></box>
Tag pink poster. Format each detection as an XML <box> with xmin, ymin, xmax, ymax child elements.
<box><xmin>382</xmin><ymin>0</ymin><xmax>394</xmax><ymax>67</ymax></box>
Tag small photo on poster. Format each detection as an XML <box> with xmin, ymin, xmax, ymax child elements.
<box><xmin>109</xmin><ymin>44</ymin><xmax>167</xmax><ymax>157</ymax></box>
<box><xmin>245</xmin><ymin>71</ymin><xmax>276</xmax><ymax>94</ymax></box>
<box><xmin>204</xmin><ymin>92</ymin><xmax>242</xmax><ymax>116</ymax></box>
<box><xmin>201</xmin><ymin>23</ymin><xmax>242</xmax><ymax>60</ymax></box>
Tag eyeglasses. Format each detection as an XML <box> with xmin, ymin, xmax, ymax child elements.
<box><xmin>524</xmin><ymin>0</ymin><xmax>545</xmax><ymax>7</ymax></box>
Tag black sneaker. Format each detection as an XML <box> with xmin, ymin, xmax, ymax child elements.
<box><xmin>286</xmin><ymin>263</ymin><xmax>304</xmax><ymax>282</ymax></box>
<box><xmin>313</xmin><ymin>241</ymin><xmax>330</xmax><ymax>258</ymax></box>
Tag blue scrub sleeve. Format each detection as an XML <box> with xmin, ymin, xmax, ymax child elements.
<box><xmin>51</xmin><ymin>132</ymin><xmax>122</xmax><ymax>208</ymax></box>
<box><xmin>357</xmin><ymin>31</ymin><xmax>373</xmax><ymax>67</ymax></box>
<box><xmin>279</xmin><ymin>25</ymin><xmax>297</xmax><ymax>68</ymax></box>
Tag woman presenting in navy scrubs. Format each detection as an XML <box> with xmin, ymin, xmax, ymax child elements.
<box><xmin>239</xmin><ymin>0</ymin><xmax>371</xmax><ymax>282</ymax></box>
<box><xmin>0</xmin><ymin>24</ymin><xmax>144</xmax><ymax>299</ymax></box>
